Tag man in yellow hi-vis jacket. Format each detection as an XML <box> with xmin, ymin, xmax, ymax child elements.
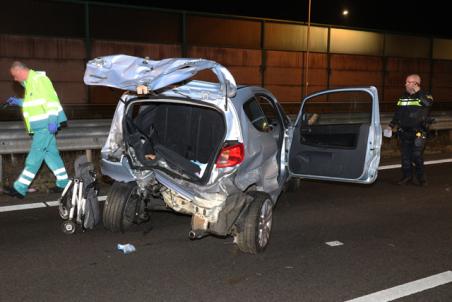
<box><xmin>3</xmin><ymin>61</ymin><xmax>69</xmax><ymax>199</ymax></box>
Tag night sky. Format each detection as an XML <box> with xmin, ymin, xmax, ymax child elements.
<box><xmin>89</xmin><ymin>0</ymin><xmax>451</xmax><ymax>38</ymax></box>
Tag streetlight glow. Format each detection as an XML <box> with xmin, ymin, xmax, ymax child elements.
<box><xmin>342</xmin><ymin>9</ymin><xmax>349</xmax><ymax>16</ymax></box>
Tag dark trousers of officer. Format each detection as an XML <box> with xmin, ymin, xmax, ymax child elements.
<box><xmin>398</xmin><ymin>130</ymin><xmax>426</xmax><ymax>181</ymax></box>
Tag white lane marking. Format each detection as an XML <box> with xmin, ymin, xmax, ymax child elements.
<box><xmin>45</xmin><ymin>201</ymin><xmax>61</xmax><ymax>207</ymax></box>
<box><xmin>0</xmin><ymin>195</ymin><xmax>107</xmax><ymax>213</ymax></box>
<box><xmin>378</xmin><ymin>164</ymin><xmax>400</xmax><ymax>170</ymax></box>
<box><xmin>345</xmin><ymin>271</ymin><xmax>452</xmax><ymax>302</ymax></box>
<box><xmin>378</xmin><ymin>158</ymin><xmax>452</xmax><ymax>170</ymax></box>
<box><xmin>0</xmin><ymin>203</ymin><xmax>46</xmax><ymax>212</ymax></box>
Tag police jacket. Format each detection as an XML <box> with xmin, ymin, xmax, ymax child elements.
<box><xmin>389</xmin><ymin>90</ymin><xmax>433</xmax><ymax>131</ymax></box>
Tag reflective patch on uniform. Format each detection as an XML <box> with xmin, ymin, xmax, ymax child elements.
<box><xmin>22</xmin><ymin>170</ymin><xmax>36</xmax><ymax>178</ymax></box>
<box><xmin>54</xmin><ymin>167</ymin><xmax>66</xmax><ymax>175</ymax></box>
<box><xmin>18</xmin><ymin>177</ymin><xmax>32</xmax><ymax>185</ymax></box>
<box><xmin>47</xmin><ymin>102</ymin><xmax>63</xmax><ymax>109</ymax></box>
<box><xmin>23</xmin><ymin>99</ymin><xmax>46</xmax><ymax>107</ymax></box>
<box><xmin>397</xmin><ymin>99</ymin><xmax>421</xmax><ymax>106</ymax></box>
<box><xmin>28</xmin><ymin>113</ymin><xmax>49</xmax><ymax>122</ymax></box>
<box><xmin>56</xmin><ymin>174</ymin><xmax>68</xmax><ymax>180</ymax></box>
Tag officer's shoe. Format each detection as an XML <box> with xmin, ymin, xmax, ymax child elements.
<box><xmin>416</xmin><ymin>178</ymin><xmax>428</xmax><ymax>187</ymax></box>
<box><xmin>397</xmin><ymin>176</ymin><xmax>412</xmax><ymax>185</ymax></box>
<box><xmin>2</xmin><ymin>186</ymin><xmax>25</xmax><ymax>199</ymax></box>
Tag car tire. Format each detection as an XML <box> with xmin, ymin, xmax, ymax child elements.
<box><xmin>235</xmin><ymin>192</ymin><xmax>273</xmax><ymax>254</ymax></box>
<box><xmin>103</xmin><ymin>181</ymin><xmax>141</xmax><ymax>233</ymax></box>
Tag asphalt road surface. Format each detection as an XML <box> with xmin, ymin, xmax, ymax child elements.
<box><xmin>0</xmin><ymin>161</ymin><xmax>451</xmax><ymax>302</ymax></box>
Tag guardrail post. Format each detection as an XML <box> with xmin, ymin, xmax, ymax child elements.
<box><xmin>0</xmin><ymin>154</ymin><xmax>2</xmax><ymax>185</ymax></box>
<box><xmin>86</xmin><ymin>149</ymin><xmax>92</xmax><ymax>162</ymax></box>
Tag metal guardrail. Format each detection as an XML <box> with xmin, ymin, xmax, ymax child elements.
<box><xmin>0</xmin><ymin>119</ymin><xmax>111</xmax><ymax>182</ymax></box>
<box><xmin>1</xmin><ymin>112</ymin><xmax>451</xmax><ymax>182</ymax></box>
<box><xmin>0</xmin><ymin>119</ymin><xmax>111</xmax><ymax>154</ymax></box>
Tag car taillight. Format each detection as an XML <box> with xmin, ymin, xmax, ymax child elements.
<box><xmin>216</xmin><ymin>143</ymin><xmax>244</xmax><ymax>168</ymax></box>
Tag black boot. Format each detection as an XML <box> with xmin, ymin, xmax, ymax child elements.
<box><xmin>416</xmin><ymin>177</ymin><xmax>428</xmax><ymax>187</ymax></box>
<box><xmin>2</xmin><ymin>186</ymin><xmax>25</xmax><ymax>199</ymax></box>
<box><xmin>397</xmin><ymin>176</ymin><xmax>412</xmax><ymax>185</ymax></box>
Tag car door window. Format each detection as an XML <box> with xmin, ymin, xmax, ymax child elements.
<box><xmin>299</xmin><ymin>91</ymin><xmax>372</xmax><ymax>149</ymax></box>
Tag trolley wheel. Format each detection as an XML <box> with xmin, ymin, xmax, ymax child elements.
<box><xmin>62</xmin><ymin>221</ymin><xmax>76</xmax><ymax>234</ymax></box>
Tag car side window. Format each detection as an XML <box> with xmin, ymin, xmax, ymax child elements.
<box><xmin>243</xmin><ymin>98</ymin><xmax>270</xmax><ymax>132</ymax></box>
<box><xmin>255</xmin><ymin>95</ymin><xmax>281</xmax><ymax>127</ymax></box>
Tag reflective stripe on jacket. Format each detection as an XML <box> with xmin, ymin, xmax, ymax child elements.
<box><xmin>22</xmin><ymin>70</ymin><xmax>67</xmax><ymax>133</ymax></box>
<box><xmin>396</xmin><ymin>99</ymin><xmax>422</xmax><ymax>106</ymax></box>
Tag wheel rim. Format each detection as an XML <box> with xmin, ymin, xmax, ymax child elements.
<box><xmin>257</xmin><ymin>199</ymin><xmax>273</xmax><ymax>248</ymax></box>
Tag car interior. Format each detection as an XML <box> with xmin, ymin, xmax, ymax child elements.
<box><xmin>123</xmin><ymin>99</ymin><xmax>226</xmax><ymax>181</ymax></box>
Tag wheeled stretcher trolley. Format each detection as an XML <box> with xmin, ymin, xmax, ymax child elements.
<box><xmin>58</xmin><ymin>156</ymin><xmax>100</xmax><ymax>234</ymax></box>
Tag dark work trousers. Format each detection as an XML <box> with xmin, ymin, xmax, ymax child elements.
<box><xmin>398</xmin><ymin>130</ymin><xmax>426</xmax><ymax>180</ymax></box>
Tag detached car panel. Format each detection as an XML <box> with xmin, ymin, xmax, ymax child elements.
<box><xmin>84</xmin><ymin>55</ymin><xmax>381</xmax><ymax>254</ymax></box>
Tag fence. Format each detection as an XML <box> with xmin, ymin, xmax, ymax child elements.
<box><xmin>1</xmin><ymin>0</ymin><xmax>452</xmax><ymax>116</ymax></box>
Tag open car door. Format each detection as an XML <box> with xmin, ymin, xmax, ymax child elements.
<box><xmin>288</xmin><ymin>87</ymin><xmax>381</xmax><ymax>184</ymax></box>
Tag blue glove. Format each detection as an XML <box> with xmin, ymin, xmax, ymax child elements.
<box><xmin>48</xmin><ymin>122</ymin><xmax>58</xmax><ymax>134</ymax></box>
<box><xmin>6</xmin><ymin>97</ymin><xmax>23</xmax><ymax>107</ymax></box>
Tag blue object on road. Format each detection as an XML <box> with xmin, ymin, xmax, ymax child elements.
<box><xmin>117</xmin><ymin>243</ymin><xmax>136</xmax><ymax>254</ymax></box>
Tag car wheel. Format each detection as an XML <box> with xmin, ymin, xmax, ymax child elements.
<box><xmin>235</xmin><ymin>192</ymin><xmax>273</xmax><ymax>254</ymax></box>
<box><xmin>103</xmin><ymin>181</ymin><xmax>142</xmax><ymax>232</ymax></box>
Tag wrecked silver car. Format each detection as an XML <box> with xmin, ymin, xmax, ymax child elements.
<box><xmin>84</xmin><ymin>55</ymin><xmax>382</xmax><ymax>254</ymax></box>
